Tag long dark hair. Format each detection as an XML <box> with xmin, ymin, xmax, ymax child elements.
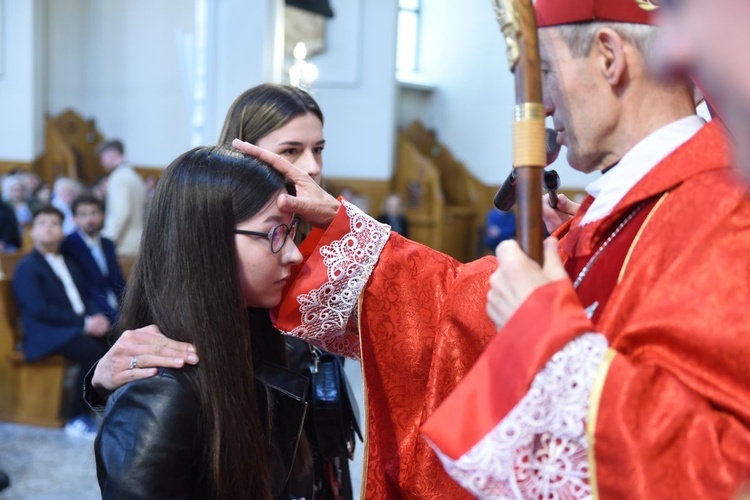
<box><xmin>218</xmin><ymin>84</ymin><xmax>324</xmax><ymax>146</ymax></box>
<box><xmin>118</xmin><ymin>146</ymin><xmax>294</xmax><ymax>498</ymax></box>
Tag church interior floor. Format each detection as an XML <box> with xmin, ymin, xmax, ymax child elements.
<box><xmin>0</xmin><ymin>360</ymin><xmax>365</xmax><ymax>499</ymax></box>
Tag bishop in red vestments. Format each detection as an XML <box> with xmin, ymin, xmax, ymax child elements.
<box><xmin>421</xmin><ymin>1</ymin><xmax>750</xmax><ymax>498</ymax></box>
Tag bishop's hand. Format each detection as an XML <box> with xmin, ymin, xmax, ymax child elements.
<box><xmin>232</xmin><ymin>139</ymin><xmax>340</xmax><ymax>228</ymax></box>
<box><xmin>542</xmin><ymin>193</ymin><xmax>579</xmax><ymax>234</ymax></box>
<box><xmin>486</xmin><ymin>237</ymin><xmax>569</xmax><ymax>330</ymax></box>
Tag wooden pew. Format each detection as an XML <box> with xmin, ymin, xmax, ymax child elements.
<box><xmin>397</xmin><ymin>122</ymin><xmax>483</xmax><ymax>262</ymax></box>
<box><xmin>0</xmin><ymin>251</ymin><xmax>27</xmax><ymax>277</ymax></box>
<box><xmin>392</xmin><ymin>137</ymin><xmax>445</xmax><ymax>251</ymax></box>
<box><xmin>0</xmin><ymin>251</ymin><xmax>138</xmax><ymax>428</ymax></box>
<box><xmin>0</xmin><ymin>276</ymin><xmax>68</xmax><ymax>428</ymax></box>
<box><xmin>37</xmin><ymin>109</ymin><xmax>106</xmax><ymax>185</ymax></box>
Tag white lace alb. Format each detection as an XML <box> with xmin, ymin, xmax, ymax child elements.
<box><xmin>430</xmin><ymin>333</ymin><xmax>609</xmax><ymax>499</ymax></box>
<box><xmin>280</xmin><ymin>201</ymin><xmax>391</xmax><ymax>359</ymax></box>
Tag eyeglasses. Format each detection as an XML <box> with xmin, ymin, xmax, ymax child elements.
<box><xmin>234</xmin><ymin>216</ymin><xmax>300</xmax><ymax>253</ymax></box>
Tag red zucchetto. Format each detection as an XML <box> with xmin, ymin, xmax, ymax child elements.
<box><xmin>534</xmin><ymin>0</ymin><xmax>658</xmax><ymax>27</ymax></box>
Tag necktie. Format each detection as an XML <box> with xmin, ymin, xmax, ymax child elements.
<box><xmin>90</xmin><ymin>243</ymin><xmax>119</xmax><ymax>310</ymax></box>
<box><xmin>90</xmin><ymin>243</ymin><xmax>109</xmax><ymax>276</ymax></box>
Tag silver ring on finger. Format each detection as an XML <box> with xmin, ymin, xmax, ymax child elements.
<box><xmin>129</xmin><ymin>355</ymin><xmax>138</xmax><ymax>370</ymax></box>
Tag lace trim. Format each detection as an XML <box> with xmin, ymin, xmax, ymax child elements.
<box><xmin>282</xmin><ymin>201</ymin><xmax>391</xmax><ymax>359</ymax></box>
<box><xmin>431</xmin><ymin>333</ymin><xmax>608</xmax><ymax>499</ymax></box>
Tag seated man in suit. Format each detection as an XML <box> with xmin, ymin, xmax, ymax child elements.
<box><xmin>61</xmin><ymin>194</ymin><xmax>126</xmax><ymax>324</ymax></box>
<box><xmin>12</xmin><ymin>206</ymin><xmax>110</xmax><ymax>439</ymax></box>
<box><xmin>0</xmin><ymin>199</ymin><xmax>21</xmax><ymax>252</ymax></box>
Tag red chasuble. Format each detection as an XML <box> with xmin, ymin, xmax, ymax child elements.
<box><xmin>273</xmin><ymin>201</ymin><xmax>499</xmax><ymax>497</ymax></box>
<box><xmin>421</xmin><ymin>121</ymin><xmax>750</xmax><ymax>497</ymax></box>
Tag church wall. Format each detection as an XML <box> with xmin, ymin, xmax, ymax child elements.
<box><xmin>405</xmin><ymin>0</ymin><xmax>592</xmax><ymax>189</ymax></box>
<box><xmin>0</xmin><ymin>0</ymin><xmax>45</xmax><ymax>162</ymax></box>
<box><xmin>47</xmin><ymin>0</ymin><xmax>194</xmax><ymax>167</ymax></box>
<box><xmin>5</xmin><ymin>0</ymin><xmax>399</xmax><ymax>182</ymax></box>
<box><xmin>304</xmin><ymin>0</ymin><xmax>399</xmax><ymax>181</ymax></box>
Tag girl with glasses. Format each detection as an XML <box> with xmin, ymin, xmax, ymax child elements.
<box><xmin>94</xmin><ymin>146</ymin><xmax>307</xmax><ymax>498</ymax></box>
<box><xmin>90</xmin><ymin>85</ymin><xmax>358</xmax><ymax>499</ymax></box>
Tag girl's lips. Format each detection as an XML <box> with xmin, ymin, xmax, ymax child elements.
<box><xmin>275</xmin><ymin>275</ymin><xmax>290</xmax><ymax>285</ymax></box>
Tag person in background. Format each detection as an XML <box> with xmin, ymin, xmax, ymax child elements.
<box><xmin>377</xmin><ymin>193</ymin><xmax>409</xmax><ymax>237</ymax></box>
<box><xmin>0</xmin><ymin>469</ymin><xmax>8</xmax><ymax>493</ymax></box>
<box><xmin>95</xmin><ymin>146</ymin><xmax>310</xmax><ymax>498</ymax></box>
<box><xmin>142</xmin><ymin>174</ymin><xmax>158</xmax><ymax>219</ymax></box>
<box><xmin>657</xmin><ymin>0</ymin><xmax>750</xmax><ymax>178</ymax></box>
<box><xmin>89</xmin><ymin>175</ymin><xmax>108</xmax><ymax>211</ymax></box>
<box><xmin>97</xmin><ymin>139</ymin><xmax>146</xmax><ymax>257</ymax></box>
<box><xmin>20</xmin><ymin>171</ymin><xmax>42</xmax><ymax>201</ymax></box>
<box><xmin>482</xmin><ymin>208</ymin><xmax>516</xmax><ymax>253</ymax></box>
<box><xmin>51</xmin><ymin>177</ymin><xmax>83</xmax><ymax>236</ymax></box>
<box><xmin>4</xmin><ymin>175</ymin><xmax>33</xmax><ymax>228</ymax></box>
<box><xmin>61</xmin><ymin>194</ymin><xmax>126</xmax><ymax>324</ymax></box>
<box><xmin>28</xmin><ymin>182</ymin><xmax>52</xmax><ymax>213</ymax></box>
<box><xmin>337</xmin><ymin>186</ymin><xmax>370</xmax><ymax>213</ymax></box>
<box><xmin>0</xmin><ymin>199</ymin><xmax>21</xmax><ymax>253</ymax></box>
<box><xmin>13</xmin><ymin>206</ymin><xmax>110</xmax><ymax>440</ymax></box>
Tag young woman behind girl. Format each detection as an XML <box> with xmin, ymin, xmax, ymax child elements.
<box><xmin>92</xmin><ymin>84</ymin><xmax>357</xmax><ymax>499</ymax></box>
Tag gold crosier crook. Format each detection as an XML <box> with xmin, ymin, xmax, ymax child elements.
<box><xmin>491</xmin><ymin>0</ymin><xmax>546</xmax><ymax>263</ymax></box>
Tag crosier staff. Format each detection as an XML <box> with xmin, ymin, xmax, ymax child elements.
<box><xmin>492</xmin><ymin>0</ymin><xmax>545</xmax><ymax>263</ymax></box>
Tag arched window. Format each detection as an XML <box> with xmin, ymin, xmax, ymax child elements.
<box><xmin>396</xmin><ymin>0</ymin><xmax>421</xmax><ymax>73</ymax></box>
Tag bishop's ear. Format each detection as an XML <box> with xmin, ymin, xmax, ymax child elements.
<box><xmin>592</xmin><ymin>28</ymin><xmax>627</xmax><ymax>87</ymax></box>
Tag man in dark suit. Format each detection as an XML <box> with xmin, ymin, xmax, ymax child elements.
<box><xmin>0</xmin><ymin>199</ymin><xmax>21</xmax><ymax>252</ymax></box>
<box><xmin>61</xmin><ymin>194</ymin><xmax>126</xmax><ymax>324</ymax></box>
<box><xmin>13</xmin><ymin>206</ymin><xmax>110</xmax><ymax>439</ymax></box>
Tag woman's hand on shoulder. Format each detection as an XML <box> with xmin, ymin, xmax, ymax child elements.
<box><xmin>92</xmin><ymin>325</ymin><xmax>199</xmax><ymax>395</ymax></box>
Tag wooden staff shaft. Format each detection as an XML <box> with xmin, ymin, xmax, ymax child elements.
<box><xmin>515</xmin><ymin>168</ymin><xmax>544</xmax><ymax>263</ymax></box>
<box><xmin>513</xmin><ymin>0</ymin><xmax>545</xmax><ymax>264</ymax></box>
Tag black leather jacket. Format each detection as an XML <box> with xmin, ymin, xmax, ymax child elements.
<box><xmin>95</xmin><ymin>364</ymin><xmax>308</xmax><ymax>499</ymax></box>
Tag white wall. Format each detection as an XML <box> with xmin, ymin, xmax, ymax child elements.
<box><xmin>5</xmin><ymin>0</ymin><xmax>397</xmax><ymax>178</ymax></box>
<box><xmin>309</xmin><ymin>0</ymin><xmax>399</xmax><ymax>180</ymax></box>
<box><xmin>403</xmin><ymin>0</ymin><xmax>591</xmax><ymax>189</ymax></box>
<box><xmin>0</xmin><ymin>0</ymin><xmax>45</xmax><ymax>162</ymax></box>
<box><xmin>46</xmin><ymin>0</ymin><xmax>195</xmax><ymax>167</ymax></box>
<box><xmin>211</xmin><ymin>0</ymin><xmax>283</xmax><ymax>141</ymax></box>
<box><xmin>45</xmin><ymin>0</ymin><xmax>392</xmax><ymax>173</ymax></box>
<box><xmin>45</xmin><ymin>0</ymin><xmax>88</xmax><ymax>119</ymax></box>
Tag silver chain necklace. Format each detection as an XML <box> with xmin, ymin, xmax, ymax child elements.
<box><xmin>572</xmin><ymin>203</ymin><xmax>645</xmax><ymax>290</ymax></box>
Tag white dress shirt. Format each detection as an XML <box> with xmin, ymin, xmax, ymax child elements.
<box><xmin>581</xmin><ymin>115</ymin><xmax>706</xmax><ymax>226</ymax></box>
<box><xmin>43</xmin><ymin>253</ymin><xmax>85</xmax><ymax>316</ymax></box>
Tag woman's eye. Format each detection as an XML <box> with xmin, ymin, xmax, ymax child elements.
<box><xmin>280</xmin><ymin>149</ymin><xmax>298</xmax><ymax>156</ymax></box>
<box><xmin>313</xmin><ymin>147</ymin><xmax>324</xmax><ymax>154</ymax></box>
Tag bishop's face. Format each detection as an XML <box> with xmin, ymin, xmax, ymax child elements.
<box><xmin>539</xmin><ymin>28</ymin><xmax>618</xmax><ymax>174</ymax></box>
<box><xmin>656</xmin><ymin>0</ymin><xmax>750</xmax><ymax>179</ymax></box>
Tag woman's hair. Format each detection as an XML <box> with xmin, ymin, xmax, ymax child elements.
<box><xmin>118</xmin><ymin>145</ymin><xmax>294</xmax><ymax>498</ymax></box>
<box><xmin>218</xmin><ymin>84</ymin><xmax>324</xmax><ymax>146</ymax></box>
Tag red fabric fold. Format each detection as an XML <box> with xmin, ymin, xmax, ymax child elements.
<box><xmin>421</xmin><ymin>279</ymin><xmax>593</xmax><ymax>460</ymax></box>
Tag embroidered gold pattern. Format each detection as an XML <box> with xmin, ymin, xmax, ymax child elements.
<box><xmin>634</xmin><ymin>0</ymin><xmax>660</xmax><ymax>11</ymax></box>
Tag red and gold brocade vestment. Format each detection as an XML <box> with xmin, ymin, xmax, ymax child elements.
<box><xmin>421</xmin><ymin>120</ymin><xmax>750</xmax><ymax>498</ymax></box>
<box><xmin>274</xmin><ymin>201</ymin><xmax>499</xmax><ymax>498</ymax></box>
